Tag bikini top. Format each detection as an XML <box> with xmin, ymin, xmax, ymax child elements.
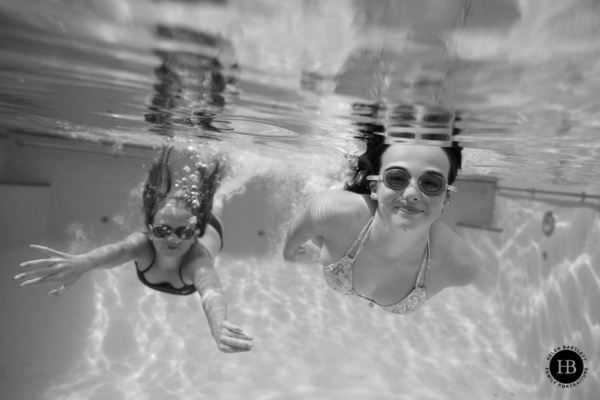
<box><xmin>135</xmin><ymin>215</ymin><xmax>224</xmax><ymax>296</ymax></box>
<box><xmin>322</xmin><ymin>215</ymin><xmax>431</xmax><ymax>314</ymax></box>
<box><xmin>136</xmin><ymin>256</ymin><xmax>197</xmax><ymax>296</ymax></box>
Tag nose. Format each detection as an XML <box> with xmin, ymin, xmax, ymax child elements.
<box><xmin>166</xmin><ymin>233</ymin><xmax>181</xmax><ymax>243</ymax></box>
<box><xmin>401</xmin><ymin>180</ymin><xmax>422</xmax><ymax>201</ymax></box>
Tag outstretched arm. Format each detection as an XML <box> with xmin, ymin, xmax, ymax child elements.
<box><xmin>14</xmin><ymin>232</ymin><xmax>148</xmax><ymax>296</ymax></box>
<box><xmin>193</xmin><ymin>260</ymin><xmax>253</xmax><ymax>353</ymax></box>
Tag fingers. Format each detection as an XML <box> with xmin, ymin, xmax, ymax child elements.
<box><xmin>48</xmin><ymin>284</ymin><xmax>70</xmax><ymax>296</ymax></box>
<box><xmin>19</xmin><ymin>259</ymin><xmax>58</xmax><ymax>269</ymax></box>
<box><xmin>29</xmin><ymin>245</ymin><xmax>69</xmax><ymax>258</ymax></box>
<box><xmin>222</xmin><ymin>322</ymin><xmax>253</xmax><ymax>340</ymax></box>
<box><xmin>225</xmin><ymin>330</ymin><xmax>253</xmax><ymax>340</ymax></box>
<box><xmin>219</xmin><ymin>344</ymin><xmax>252</xmax><ymax>354</ymax></box>
<box><xmin>218</xmin><ymin>321</ymin><xmax>253</xmax><ymax>353</ymax></box>
<box><xmin>222</xmin><ymin>326</ymin><xmax>253</xmax><ymax>341</ymax></box>
<box><xmin>14</xmin><ymin>265</ymin><xmax>62</xmax><ymax>282</ymax></box>
<box><xmin>16</xmin><ymin>270</ymin><xmax>72</xmax><ymax>294</ymax></box>
<box><xmin>219</xmin><ymin>336</ymin><xmax>253</xmax><ymax>353</ymax></box>
<box><xmin>17</xmin><ymin>273</ymin><xmax>65</xmax><ymax>287</ymax></box>
<box><xmin>17</xmin><ymin>276</ymin><xmax>45</xmax><ymax>287</ymax></box>
<box><xmin>221</xmin><ymin>320</ymin><xmax>244</xmax><ymax>333</ymax></box>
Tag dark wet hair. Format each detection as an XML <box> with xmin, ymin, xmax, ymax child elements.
<box><xmin>142</xmin><ymin>145</ymin><xmax>225</xmax><ymax>236</ymax></box>
<box><xmin>344</xmin><ymin>103</ymin><xmax>463</xmax><ymax>195</ymax></box>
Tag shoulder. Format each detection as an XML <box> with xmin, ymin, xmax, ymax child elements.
<box><xmin>124</xmin><ymin>231</ymin><xmax>150</xmax><ymax>243</ymax></box>
<box><xmin>122</xmin><ymin>232</ymin><xmax>152</xmax><ymax>254</ymax></box>
<box><xmin>304</xmin><ymin>189</ymin><xmax>374</xmax><ymax>246</ymax></box>
<box><xmin>197</xmin><ymin>219</ymin><xmax>222</xmax><ymax>260</ymax></box>
<box><xmin>123</xmin><ymin>231</ymin><xmax>153</xmax><ymax>266</ymax></box>
<box><xmin>308</xmin><ymin>189</ymin><xmax>372</xmax><ymax>225</ymax></box>
<box><xmin>181</xmin><ymin>241</ymin><xmax>216</xmax><ymax>283</ymax></box>
<box><xmin>430</xmin><ymin>222</ymin><xmax>480</xmax><ymax>287</ymax></box>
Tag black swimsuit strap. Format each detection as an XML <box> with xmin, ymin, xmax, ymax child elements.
<box><xmin>137</xmin><ymin>253</ymin><xmax>156</xmax><ymax>273</ymax></box>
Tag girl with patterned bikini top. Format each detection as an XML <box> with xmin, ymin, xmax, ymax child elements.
<box><xmin>323</xmin><ymin>216</ymin><xmax>430</xmax><ymax>314</ymax></box>
<box><xmin>16</xmin><ymin>145</ymin><xmax>252</xmax><ymax>354</ymax></box>
<box><xmin>284</xmin><ymin>104</ymin><xmax>479</xmax><ymax>315</ymax></box>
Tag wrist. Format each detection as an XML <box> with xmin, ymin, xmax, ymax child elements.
<box><xmin>210</xmin><ymin>319</ymin><xmax>224</xmax><ymax>340</ymax></box>
<box><xmin>77</xmin><ymin>254</ymin><xmax>96</xmax><ymax>272</ymax></box>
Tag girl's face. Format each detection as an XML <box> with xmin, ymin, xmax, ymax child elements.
<box><xmin>150</xmin><ymin>200</ymin><xmax>198</xmax><ymax>257</ymax></box>
<box><xmin>371</xmin><ymin>145</ymin><xmax>452</xmax><ymax>231</ymax></box>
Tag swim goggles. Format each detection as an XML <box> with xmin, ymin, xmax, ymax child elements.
<box><xmin>366</xmin><ymin>167</ymin><xmax>457</xmax><ymax>195</ymax></box>
<box><xmin>150</xmin><ymin>224</ymin><xmax>197</xmax><ymax>240</ymax></box>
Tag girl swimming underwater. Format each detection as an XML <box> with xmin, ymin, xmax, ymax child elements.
<box><xmin>15</xmin><ymin>146</ymin><xmax>252</xmax><ymax>353</ymax></box>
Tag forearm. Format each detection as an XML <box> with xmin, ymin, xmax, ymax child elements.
<box><xmin>195</xmin><ymin>270</ymin><xmax>227</xmax><ymax>340</ymax></box>
<box><xmin>82</xmin><ymin>233</ymin><xmax>145</xmax><ymax>271</ymax></box>
<box><xmin>282</xmin><ymin>215</ymin><xmax>316</xmax><ymax>259</ymax></box>
<box><xmin>283</xmin><ymin>194</ymin><xmax>329</xmax><ymax>258</ymax></box>
<box><xmin>283</xmin><ymin>227</ymin><xmax>308</xmax><ymax>253</ymax></box>
<box><xmin>82</xmin><ymin>243</ymin><xmax>132</xmax><ymax>271</ymax></box>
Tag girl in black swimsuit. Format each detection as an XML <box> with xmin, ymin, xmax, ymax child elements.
<box><xmin>15</xmin><ymin>146</ymin><xmax>252</xmax><ymax>354</ymax></box>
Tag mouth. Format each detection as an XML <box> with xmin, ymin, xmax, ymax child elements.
<box><xmin>395</xmin><ymin>206</ymin><xmax>424</xmax><ymax>214</ymax></box>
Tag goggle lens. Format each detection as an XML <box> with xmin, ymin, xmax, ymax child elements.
<box><xmin>419</xmin><ymin>174</ymin><xmax>444</xmax><ymax>194</ymax></box>
<box><xmin>384</xmin><ymin>169</ymin><xmax>410</xmax><ymax>188</ymax></box>
<box><xmin>151</xmin><ymin>225</ymin><xmax>196</xmax><ymax>239</ymax></box>
<box><xmin>152</xmin><ymin>225</ymin><xmax>170</xmax><ymax>238</ymax></box>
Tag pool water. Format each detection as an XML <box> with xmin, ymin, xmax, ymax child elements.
<box><xmin>1</xmin><ymin>1</ymin><xmax>599</xmax><ymax>399</ymax></box>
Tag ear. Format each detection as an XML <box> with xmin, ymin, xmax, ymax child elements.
<box><xmin>444</xmin><ymin>191</ymin><xmax>454</xmax><ymax>206</ymax></box>
<box><xmin>369</xmin><ymin>180</ymin><xmax>378</xmax><ymax>194</ymax></box>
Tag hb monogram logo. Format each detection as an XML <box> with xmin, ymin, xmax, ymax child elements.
<box><xmin>545</xmin><ymin>348</ymin><xmax>588</xmax><ymax>388</ymax></box>
<box><xmin>556</xmin><ymin>360</ymin><xmax>577</xmax><ymax>375</ymax></box>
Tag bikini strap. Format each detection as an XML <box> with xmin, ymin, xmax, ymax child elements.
<box><xmin>137</xmin><ymin>253</ymin><xmax>156</xmax><ymax>274</ymax></box>
<box><xmin>415</xmin><ymin>239</ymin><xmax>431</xmax><ymax>288</ymax></box>
<box><xmin>177</xmin><ymin>249</ymin><xmax>195</xmax><ymax>287</ymax></box>
<box><xmin>178</xmin><ymin>261</ymin><xmax>192</xmax><ymax>287</ymax></box>
<box><xmin>346</xmin><ymin>215</ymin><xmax>376</xmax><ymax>259</ymax></box>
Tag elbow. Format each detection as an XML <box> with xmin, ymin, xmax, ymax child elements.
<box><xmin>453</xmin><ymin>262</ymin><xmax>480</xmax><ymax>287</ymax></box>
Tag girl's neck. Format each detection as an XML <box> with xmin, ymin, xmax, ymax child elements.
<box><xmin>153</xmin><ymin>248</ymin><xmax>190</xmax><ymax>272</ymax></box>
<box><xmin>368</xmin><ymin>211</ymin><xmax>430</xmax><ymax>260</ymax></box>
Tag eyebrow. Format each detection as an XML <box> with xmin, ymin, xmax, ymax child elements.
<box><xmin>422</xmin><ymin>169</ymin><xmax>445</xmax><ymax>176</ymax></box>
<box><xmin>152</xmin><ymin>223</ymin><xmax>192</xmax><ymax>228</ymax></box>
<box><xmin>383</xmin><ymin>166</ymin><xmax>445</xmax><ymax>176</ymax></box>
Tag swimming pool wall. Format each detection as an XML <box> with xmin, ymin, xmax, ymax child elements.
<box><xmin>479</xmin><ymin>192</ymin><xmax>600</xmax><ymax>399</ymax></box>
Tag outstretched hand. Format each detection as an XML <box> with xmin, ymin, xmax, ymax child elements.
<box><xmin>214</xmin><ymin>320</ymin><xmax>253</xmax><ymax>353</ymax></box>
<box><xmin>14</xmin><ymin>245</ymin><xmax>92</xmax><ymax>296</ymax></box>
<box><xmin>283</xmin><ymin>244</ymin><xmax>318</xmax><ymax>263</ymax></box>
<box><xmin>282</xmin><ymin>244</ymin><xmax>309</xmax><ymax>263</ymax></box>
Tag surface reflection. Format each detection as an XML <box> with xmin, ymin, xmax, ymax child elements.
<box><xmin>144</xmin><ymin>24</ymin><xmax>239</xmax><ymax>136</ymax></box>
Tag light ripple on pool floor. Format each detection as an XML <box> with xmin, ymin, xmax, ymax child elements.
<box><xmin>43</xmin><ymin>251</ymin><xmax>537</xmax><ymax>400</ymax></box>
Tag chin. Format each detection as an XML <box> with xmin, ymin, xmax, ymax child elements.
<box><xmin>161</xmin><ymin>247</ymin><xmax>185</xmax><ymax>256</ymax></box>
